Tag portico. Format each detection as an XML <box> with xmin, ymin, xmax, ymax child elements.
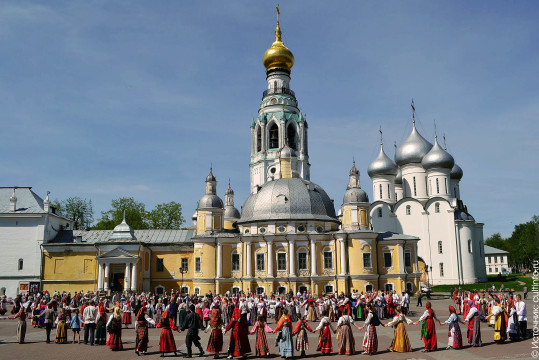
<box><xmin>96</xmin><ymin>248</ymin><xmax>139</xmax><ymax>293</ymax></box>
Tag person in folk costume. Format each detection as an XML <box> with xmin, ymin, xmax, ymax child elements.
<box><xmin>306</xmin><ymin>297</ymin><xmax>317</xmax><ymax>321</ymax></box>
<box><xmin>293</xmin><ymin>315</ymin><xmax>315</xmax><ymax>358</ymax></box>
<box><xmin>507</xmin><ymin>304</ymin><xmax>522</xmax><ymax>341</ymax></box>
<box><xmin>224</xmin><ymin>306</ymin><xmax>251</xmax><ymax>359</ymax></box>
<box><xmin>178</xmin><ymin>299</ymin><xmax>188</xmax><ymax>329</ymax></box>
<box><xmin>205</xmin><ymin>308</ymin><xmax>224</xmax><ymax>359</ymax></box>
<box><xmin>413</xmin><ymin>301</ymin><xmax>441</xmax><ymax>352</ymax></box>
<box><xmin>38</xmin><ymin>299</ymin><xmax>48</xmax><ymax>328</ymax></box>
<box><xmin>328</xmin><ymin>297</ymin><xmax>336</xmax><ymax>322</ymax></box>
<box><xmin>249</xmin><ymin>314</ymin><xmax>273</xmax><ymax>357</ymax></box>
<box><xmin>441</xmin><ymin>305</ymin><xmax>464</xmax><ymax>349</ymax></box>
<box><xmin>273</xmin><ymin>308</ymin><xmax>294</xmax><ymax>358</ymax></box>
<box><xmin>95</xmin><ymin>301</ymin><xmax>107</xmax><ymax>345</ymax></box>
<box><xmin>181</xmin><ymin>304</ymin><xmax>205</xmax><ymax>358</ymax></box>
<box><xmin>462</xmin><ymin>292</ymin><xmax>471</xmax><ymax>319</ymax></box>
<box><xmin>314</xmin><ymin>309</ymin><xmax>336</xmax><ymax>354</ymax></box>
<box><xmin>336</xmin><ymin>306</ymin><xmax>361</xmax><ymax>355</ymax></box>
<box><xmin>135</xmin><ymin>304</ymin><xmax>156</xmax><ymax>355</ymax></box>
<box><xmin>195</xmin><ymin>300</ymin><xmax>204</xmax><ymax>322</ymax></box>
<box><xmin>248</xmin><ymin>299</ymin><xmax>257</xmax><ymax>326</ymax></box>
<box><xmin>156</xmin><ymin>310</ymin><xmax>180</xmax><ymax>357</ymax></box>
<box><xmin>464</xmin><ymin>300</ymin><xmax>482</xmax><ymax>347</ymax></box>
<box><xmin>122</xmin><ymin>300</ymin><xmax>132</xmax><ymax>328</ymax></box>
<box><xmin>384</xmin><ymin>305</ymin><xmax>413</xmax><ymax>352</ymax></box>
<box><xmin>317</xmin><ymin>296</ymin><xmax>326</xmax><ymax>319</ymax></box>
<box><xmin>386</xmin><ymin>295</ymin><xmax>395</xmax><ymax>318</ymax></box>
<box><xmin>55</xmin><ymin>307</ymin><xmax>68</xmax><ymax>344</ymax></box>
<box><xmin>106</xmin><ymin>305</ymin><xmax>123</xmax><ymax>351</ymax></box>
<box><xmin>486</xmin><ymin>296</ymin><xmax>508</xmax><ymax>344</ymax></box>
<box><xmin>155</xmin><ymin>298</ymin><xmax>163</xmax><ymax>324</ymax></box>
<box><xmin>275</xmin><ymin>298</ymin><xmax>283</xmax><ymax>321</ymax></box>
<box><xmin>257</xmin><ymin>297</ymin><xmax>267</xmax><ymax>322</ymax></box>
<box><xmin>8</xmin><ymin>302</ymin><xmax>29</xmax><ymax>344</ymax></box>
<box><xmin>287</xmin><ymin>298</ymin><xmax>297</xmax><ymax>322</ymax></box>
<box><xmin>358</xmin><ymin>304</ymin><xmax>380</xmax><ymax>355</ymax></box>
<box><xmin>32</xmin><ymin>299</ymin><xmax>41</xmax><ymax>328</ymax></box>
<box><xmin>479</xmin><ymin>293</ymin><xmax>489</xmax><ymax>321</ymax></box>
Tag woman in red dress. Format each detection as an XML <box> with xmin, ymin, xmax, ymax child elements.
<box><xmin>205</xmin><ymin>308</ymin><xmax>224</xmax><ymax>359</ymax></box>
<box><xmin>249</xmin><ymin>314</ymin><xmax>273</xmax><ymax>357</ymax></box>
<box><xmin>107</xmin><ymin>306</ymin><xmax>123</xmax><ymax>351</ymax></box>
<box><xmin>157</xmin><ymin>310</ymin><xmax>179</xmax><ymax>357</ymax></box>
<box><xmin>224</xmin><ymin>307</ymin><xmax>251</xmax><ymax>359</ymax></box>
<box><xmin>314</xmin><ymin>310</ymin><xmax>335</xmax><ymax>355</ymax></box>
<box><xmin>414</xmin><ymin>301</ymin><xmax>441</xmax><ymax>352</ymax></box>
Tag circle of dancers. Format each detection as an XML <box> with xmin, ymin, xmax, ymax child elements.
<box><xmin>1</xmin><ymin>286</ymin><xmax>528</xmax><ymax>357</ymax></box>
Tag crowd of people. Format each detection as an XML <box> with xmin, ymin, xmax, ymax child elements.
<box><xmin>1</xmin><ymin>286</ymin><xmax>528</xmax><ymax>358</ymax></box>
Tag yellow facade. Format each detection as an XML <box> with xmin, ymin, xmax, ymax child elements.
<box><xmin>42</xmin><ymin>250</ymin><xmax>97</xmax><ymax>293</ymax></box>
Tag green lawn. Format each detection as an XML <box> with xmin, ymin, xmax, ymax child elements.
<box><xmin>431</xmin><ymin>274</ymin><xmax>532</xmax><ymax>293</ymax></box>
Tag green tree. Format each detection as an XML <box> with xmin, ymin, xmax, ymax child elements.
<box><xmin>146</xmin><ymin>201</ymin><xmax>185</xmax><ymax>229</ymax></box>
<box><xmin>507</xmin><ymin>216</ymin><xmax>539</xmax><ymax>270</ymax></box>
<box><xmin>60</xmin><ymin>197</ymin><xmax>94</xmax><ymax>230</ymax></box>
<box><xmin>92</xmin><ymin>197</ymin><xmax>148</xmax><ymax>230</ymax></box>
<box><xmin>485</xmin><ymin>233</ymin><xmax>507</xmax><ymax>251</ymax></box>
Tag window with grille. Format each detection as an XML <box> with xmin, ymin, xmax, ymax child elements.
<box><xmin>413</xmin><ymin>177</ymin><xmax>417</xmax><ymax>196</ymax></box>
<box><xmin>323</xmin><ymin>251</ymin><xmax>333</xmax><ymax>269</ymax></box>
<box><xmin>363</xmin><ymin>253</ymin><xmax>371</xmax><ymax>268</ymax></box>
<box><xmin>377</xmin><ymin>208</ymin><xmax>382</xmax><ymax>217</ymax></box>
<box><xmin>436</xmin><ymin>178</ymin><xmax>440</xmax><ymax>194</ymax></box>
<box><xmin>269</xmin><ymin>123</ymin><xmax>279</xmax><ymax>148</ymax></box>
<box><xmin>156</xmin><ymin>258</ymin><xmax>164</xmax><ymax>272</ymax></box>
<box><xmin>379</xmin><ymin>184</ymin><xmax>382</xmax><ymax>199</ymax></box>
<box><xmin>256</xmin><ymin>254</ymin><xmax>265</xmax><ymax>271</ymax></box>
<box><xmin>324</xmin><ymin>285</ymin><xmax>334</xmax><ymax>293</ymax></box>
<box><xmin>277</xmin><ymin>253</ymin><xmax>287</xmax><ymax>270</ymax></box>
<box><xmin>298</xmin><ymin>253</ymin><xmax>307</xmax><ymax>270</ymax></box>
<box><xmin>439</xmin><ymin>263</ymin><xmax>444</xmax><ymax>277</ymax></box>
<box><xmin>232</xmin><ymin>254</ymin><xmax>240</xmax><ymax>271</ymax></box>
<box><xmin>406</xmin><ymin>205</ymin><xmax>411</xmax><ymax>215</ymax></box>
<box><xmin>181</xmin><ymin>258</ymin><xmax>188</xmax><ymax>271</ymax></box>
<box><xmin>438</xmin><ymin>241</ymin><xmax>443</xmax><ymax>254</ymax></box>
<box><xmin>18</xmin><ymin>259</ymin><xmax>23</xmax><ymax>270</ymax></box>
<box><xmin>435</xmin><ymin>203</ymin><xmax>440</xmax><ymax>213</ymax></box>
<box><xmin>195</xmin><ymin>257</ymin><xmax>201</xmax><ymax>272</ymax></box>
<box><xmin>383</xmin><ymin>252</ymin><xmax>392</xmax><ymax>268</ymax></box>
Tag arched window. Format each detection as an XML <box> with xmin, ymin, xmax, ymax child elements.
<box><xmin>277</xmin><ymin>286</ymin><xmax>287</xmax><ymax>294</ymax></box>
<box><xmin>445</xmin><ymin>178</ymin><xmax>448</xmax><ymax>193</ymax></box>
<box><xmin>273</xmin><ymin>80</ymin><xmax>277</xmax><ymax>89</ymax></box>
<box><xmin>287</xmin><ymin>123</ymin><xmax>297</xmax><ymax>150</ymax></box>
<box><xmin>256</xmin><ymin>126</ymin><xmax>262</xmax><ymax>152</ymax></box>
<box><xmin>298</xmin><ymin>285</ymin><xmax>308</xmax><ymax>294</ymax></box>
<box><xmin>256</xmin><ymin>286</ymin><xmax>265</xmax><ymax>295</ymax></box>
<box><xmin>365</xmin><ymin>283</ymin><xmax>374</xmax><ymax>293</ymax></box>
<box><xmin>468</xmin><ymin>239</ymin><xmax>472</xmax><ymax>253</ymax></box>
<box><xmin>436</xmin><ymin>178</ymin><xmax>440</xmax><ymax>194</ymax></box>
<box><xmin>438</xmin><ymin>241</ymin><xmax>443</xmax><ymax>254</ymax></box>
<box><xmin>18</xmin><ymin>259</ymin><xmax>23</xmax><ymax>270</ymax></box>
<box><xmin>379</xmin><ymin>184</ymin><xmax>382</xmax><ymax>199</ymax></box>
<box><xmin>377</xmin><ymin>208</ymin><xmax>382</xmax><ymax>217</ymax></box>
<box><xmin>439</xmin><ymin>263</ymin><xmax>444</xmax><ymax>277</ymax></box>
<box><xmin>406</xmin><ymin>205</ymin><xmax>411</xmax><ymax>215</ymax></box>
<box><xmin>387</xmin><ymin>184</ymin><xmax>390</xmax><ymax>199</ymax></box>
<box><xmin>269</xmin><ymin>123</ymin><xmax>279</xmax><ymax>149</ymax></box>
<box><xmin>435</xmin><ymin>202</ymin><xmax>440</xmax><ymax>213</ymax></box>
<box><xmin>194</xmin><ymin>287</ymin><xmax>201</xmax><ymax>295</ymax></box>
<box><xmin>406</xmin><ymin>282</ymin><xmax>414</xmax><ymax>293</ymax></box>
<box><xmin>384</xmin><ymin>283</ymin><xmax>394</xmax><ymax>292</ymax></box>
<box><xmin>413</xmin><ymin>177</ymin><xmax>417</xmax><ymax>196</ymax></box>
<box><xmin>324</xmin><ymin>284</ymin><xmax>334</xmax><ymax>294</ymax></box>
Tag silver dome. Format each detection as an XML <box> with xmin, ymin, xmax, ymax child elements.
<box><xmin>368</xmin><ymin>145</ymin><xmax>398</xmax><ymax>177</ymax></box>
<box><xmin>421</xmin><ymin>138</ymin><xmax>455</xmax><ymax>170</ymax></box>
<box><xmin>238</xmin><ymin>178</ymin><xmax>338</xmax><ymax>223</ymax></box>
<box><xmin>224</xmin><ymin>205</ymin><xmax>241</xmax><ymax>220</ymax></box>
<box><xmin>225</xmin><ymin>186</ymin><xmax>234</xmax><ymax>195</ymax></box>
<box><xmin>450</xmin><ymin>163</ymin><xmax>463</xmax><ymax>180</ymax></box>
<box><xmin>109</xmin><ymin>218</ymin><xmax>136</xmax><ymax>241</ymax></box>
<box><xmin>197</xmin><ymin>194</ymin><xmax>224</xmax><ymax>209</ymax></box>
<box><xmin>395</xmin><ymin>168</ymin><xmax>403</xmax><ymax>185</ymax></box>
<box><xmin>395</xmin><ymin>125</ymin><xmax>433</xmax><ymax>166</ymax></box>
<box><xmin>349</xmin><ymin>161</ymin><xmax>359</xmax><ymax>176</ymax></box>
<box><xmin>206</xmin><ymin>168</ymin><xmax>216</xmax><ymax>182</ymax></box>
<box><xmin>280</xmin><ymin>144</ymin><xmax>295</xmax><ymax>159</ymax></box>
<box><xmin>342</xmin><ymin>188</ymin><xmax>369</xmax><ymax>205</ymax></box>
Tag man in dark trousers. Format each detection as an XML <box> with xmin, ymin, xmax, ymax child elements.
<box><xmin>38</xmin><ymin>303</ymin><xmax>56</xmax><ymax>343</ymax></box>
<box><xmin>180</xmin><ymin>304</ymin><xmax>204</xmax><ymax>358</ymax></box>
<box><xmin>416</xmin><ymin>290</ymin><xmax>423</xmax><ymax>307</ymax></box>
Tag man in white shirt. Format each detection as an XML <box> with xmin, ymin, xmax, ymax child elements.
<box><xmin>83</xmin><ymin>300</ymin><xmax>97</xmax><ymax>345</ymax></box>
<box><xmin>515</xmin><ymin>294</ymin><xmax>527</xmax><ymax>339</ymax></box>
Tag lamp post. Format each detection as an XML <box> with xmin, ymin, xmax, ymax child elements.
<box><xmin>179</xmin><ymin>267</ymin><xmax>188</xmax><ymax>297</ymax></box>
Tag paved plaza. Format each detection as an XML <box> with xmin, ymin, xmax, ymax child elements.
<box><xmin>0</xmin><ymin>297</ymin><xmax>536</xmax><ymax>360</ymax></box>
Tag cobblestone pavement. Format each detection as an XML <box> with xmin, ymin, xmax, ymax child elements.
<box><xmin>0</xmin><ymin>298</ymin><xmax>535</xmax><ymax>360</ymax></box>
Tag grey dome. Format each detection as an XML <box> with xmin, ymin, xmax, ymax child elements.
<box><xmin>280</xmin><ymin>145</ymin><xmax>295</xmax><ymax>158</ymax></box>
<box><xmin>454</xmin><ymin>209</ymin><xmax>474</xmax><ymax>221</ymax></box>
<box><xmin>368</xmin><ymin>145</ymin><xmax>398</xmax><ymax>177</ymax></box>
<box><xmin>239</xmin><ymin>178</ymin><xmax>338</xmax><ymax>223</ymax></box>
<box><xmin>224</xmin><ymin>205</ymin><xmax>241</xmax><ymax>220</ymax></box>
<box><xmin>450</xmin><ymin>163</ymin><xmax>463</xmax><ymax>180</ymax></box>
<box><xmin>197</xmin><ymin>194</ymin><xmax>224</xmax><ymax>209</ymax></box>
<box><xmin>342</xmin><ymin>188</ymin><xmax>369</xmax><ymax>205</ymax></box>
<box><xmin>109</xmin><ymin>218</ymin><xmax>135</xmax><ymax>241</ymax></box>
<box><xmin>395</xmin><ymin>168</ymin><xmax>403</xmax><ymax>185</ymax></box>
<box><xmin>349</xmin><ymin>161</ymin><xmax>359</xmax><ymax>176</ymax></box>
<box><xmin>225</xmin><ymin>186</ymin><xmax>234</xmax><ymax>195</ymax></box>
<box><xmin>421</xmin><ymin>138</ymin><xmax>455</xmax><ymax>170</ymax></box>
<box><xmin>395</xmin><ymin>125</ymin><xmax>433</xmax><ymax>166</ymax></box>
<box><xmin>206</xmin><ymin>168</ymin><xmax>216</xmax><ymax>182</ymax></box>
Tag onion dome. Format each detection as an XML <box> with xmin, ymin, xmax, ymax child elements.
<box><xmin>450</xmin><ymin>163</ymin><xmax>463</xmax><ymax>180</ymax></box>
<box><xmin>262</xmin><ymin>18</ymin><xmax>294</xmax><ymax>72</ymax></box>
<box><xmin>224</xmin><ymin>205</ymin><xmax>241</xmax><ymax>220</ymax></box>
<box><xmin>342</xmin><ymin>188</ymin><xmax>369</xmax><ymax>205</ymax></box>
<box><xmin>368</xmin><ymin>145</ymin><xmax>398</xmax><ymax>177</ymax></box>
<box><xmin>421</xmin><ymin>137</ymin><xmax>455</xmax><ymax>170</ymax></box>
<box><xmin>206</xmin><ymin>167</ymin><xmax>216</xmax><ymax>182</ymax></box>
<box><xmin>225</xmin><ymin>184</ymin><xmax>234</xmax><ymax>196</ymax></box>
<box><xmin>395</xmin><ymin>168</ymin><xmax>403</xmax><ymax>185</ymax></box>
<box><xmin>395</xmin><ymin>125</ymin><xmax>433</xmax><ymax>166</ymax></box>
<box><xmin>109</xmin><ymin>216</ymin><xmax>135</xmax><ymax>241</ymax></box>
<box><xmin>279</xmin><ymin>144</ymin><xmax>295</xmax><ymax>158</ymax></box>
<box><xmin>349</xmin><ymin>161</ymin><xmax>359</xmax><ymax>176</ymax></box>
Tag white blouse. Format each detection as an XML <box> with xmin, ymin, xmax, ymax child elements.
<box><xmin>418</xmin><ymin>309</ymin><xmax>439</xmax><ymax>322</ymax></box>
<box><xmin>315</xmin><ymin>316</ymin><xmax>335</xmax><ymax>332</ymax></box>
<box><xmin>386</xmin><ymin>314</ymin><xmax>413</xmax><ymax>327</ymax></box>
<box><xmin>337</xmin><ymin>315</ymin><xmax>354</xmax><ymax>327</ymax></box>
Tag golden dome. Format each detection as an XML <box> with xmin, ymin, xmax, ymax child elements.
<box><xmin>262</xmin><ymin>20</ymin><xmax>294</xmax><ymax>72</ymax></box>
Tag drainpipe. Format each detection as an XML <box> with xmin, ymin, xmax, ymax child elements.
<box><xmin>93</xmin><ymin>243</ymin><xmax>100</xmax><ymax>293</ymax></box>
<box><xmin>39</xmin><ymin>243</ymin><xmax>44</xmax><ymax>293</ymax></box>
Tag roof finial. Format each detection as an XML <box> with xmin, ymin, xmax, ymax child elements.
<box><xmin>434</xmin><ymin>119</ymin><xmax>438</xmax><ymax>140</ymax></box>
<box><xmin>228</xmin><ymin>177</ymin><xmax>231</xmax><ymax>188</ymax></box>
<box><xmin>275</xmin><ymin>4</ymin><xmax>282</xmax><ymax>42</ymax></box>
<box><xmin>443</xmin><ymin>133</ymin><xmax>447</xmax><ymax>150</ymax></box>
<box><xmin>379</xmin><ymin>125</ymin><xmax>383</xmax><ymax>146</ymax></box>
<box><xmin>352</xmin><ymin>155</ymin><xmax>355</xmax><ymax>166</ymax></box>
<box><xmin>210</xmin><ymin>162</ymin><xmax>213</xmax><ymax>174</ymax></box>
<box><xmin>411</xmin><ymin>98</ymin><xmax>416</xmax><ymax>126</ymax></box>
<box><xmin>122</xmin><ymin>209</ymin><xmax>126</xmax><ymax>222</ymax></box>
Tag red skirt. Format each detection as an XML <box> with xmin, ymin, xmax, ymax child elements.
<box><xmin>159</xmin><ymin>327</ymin><xmax>177</xmax><ymax>353</ymax></box>
<box><xmin>108</xmin><ymin>329</ymin><xmax>123</xmax><ymax>350</ymax></box>
<box><xmin>317</xmin><ymin>324</ymin><xmax>332</xmax><ymax>354</ymax></box>
<box><xmin>422</xmin><ymin>318</ymin><xmax>437</xmax><ymax>350</ymax></box>
<box><xmin>122</xmin><ymin>312</ymin><xmax>131</xmax><ymax>325</ymax></box>
<box><xmin>207</xmin><ymin>329</ymin><xmax>223</xmax><ymax>353</ymax></box>
<box><xmin>255</xmin><ymin>327</ymin><xmax>270</xmax><ymax>356</ymax></box>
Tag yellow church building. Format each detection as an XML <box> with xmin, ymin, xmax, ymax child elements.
<box><xmin>41</xmin><ymin>11</ymin><xmax>422</xmax><ymax>297</ymax></box>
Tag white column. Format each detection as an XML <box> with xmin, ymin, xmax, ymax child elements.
<box><xmin>289</xmin><ymin>239</ymin><xmax>296</xmax><ymax>276</ymax></box>
<box><xmin>267</xmin><ymin>240</ymin><xmax>274</xmax><ymax>277</ymax></box>
<box><xmin>310</xmin><ymin>239</ymin><xmax>317</xmax><ymax>276</ymax></box>
<box><xmin>97</xmin><ymin>263</ymin><xmax>103</xmax><ymax>291</ymax></box>
<box><xmin>246</xmin><ymin>240</ymin><xmax>252</xmax><ymax>277</ymax></box>
<box><xmin>131</xmin><ymin>262</ymin><xmax>137</xmax><ymax>291</ymax></box>
<box><xmin>217</xmin><ymin>240</ymin><xmax>223</xmax><ymax>278</ymax></box>
<box><xmin>104</xmin><ymin>263</ymin><xmax>110</xmax><ymax>291</ymax></box>
<box><xmin>339</xmin><ymin>238</ymin><xmax>347</xmax><ymax>276</ymax></box>
<box><xmin>124</xmin><ymin>263</ymin><xmax>131</xmax><ymax>291</ymax></box>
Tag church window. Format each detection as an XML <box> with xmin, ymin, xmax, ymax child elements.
<box><xmin>181</xmin><ymin>258</ymin><xmax>188</xmax><ymax>271</ymax></box>
<box><xmin>18</xmin><ymin>259</ymin><xmax>23</xmax><ymax>270</ymax></box>
<box><xmin>383</xmin><ymin>252</ymin><xmax>392</xmax><ymax>268</ymax></box>
<box><xmin>324</xmin><ymin>285</ymin><xmax>334</xmax><ymax>293</ymax></box>
<box><xmin>405</xmin><ymin>252</ymin><xmax>412</xmax><ymax>267</ymax></box>
<box><xmin>363</xmin><ymin>253</ymin><xmax>371</xmax><ymax>268</ymax></box>
<box><xmin>439</xmin><ymin>262</ymin><xmax>444</xmax><ymax>277</ymax></box>
<box><xmin>231</xmin><ymin>254</ymin><xmax>240</xmax><ymax>271</ymax></box>
<box><xmin>269</xmin><ymin>123</ymin><xmax>279</xmax><ymax>149</ymax></box>
<box><xmin>156</xmin><ymin>258</ymin><xmax>164</xmax><ymax>272</ymax></box>
<box><xmin>316</xmin><ymin>226</ymin><xmax>324</xmax><ymax>233</ymax></box>
<box><xmin>278</xmin><ymin>225</ymin><xmax>286</xmax><ymax>233</ymax></box>
<box><xmin>181</xmin><ymin>286</ymin><xmax>189</xmax><ymax>295</ymax></box>
<box><xmin>277</xmin><ymin>253</ymin><xmax>287</xmax><ymax>270</ymax></box>
<box><xmin>489</xmin><ymin>267</ymin><xmax>492</xmax><ymax>273</ymax></box>
<box><xmin>435</xmin><ymin>203</ymin><xmax>440</xmax><ymax>213</ymax></box>
<box><xmin>256</xmin><ymin>254</ymin><xmax>265</xmax><ymax>271</ymax></box>
<box><xmin>195</xmin><ymin>257</ymin><xmax>201</xmax><ymax>272</ymax></box>
<box><xmin>388</xmin><ymin>184</ymin><xmax>390</xmax><ymax>199</ymax></box>
<box><xmin>384</xmin><ymin>283</ymin><xmax>393</xmax><ymax>292</ymax></box>
<box><xmin>298</xmin><ymin>252</ymin><xmax>307</xmax><ymax>270</ymax></box>
<box><xmin>377</xmin><ymin>208</ymin><xmax>382</xmax><ymax>217</ymax></box>
<box><xmin>323</xmin><ymin>251</ymin><xmax>333</xmax><ymax>269</ymax></box>
<box><xmin>256</xmin><ymin>127</ymin><xmax>262</xmax><ymax>152</ymax></box>
<box><xmin>194</xmin><ymin>287</ymin><xmax>201</xmax><ymax>296</ymax></box>
<box><xmin>379</xmin><ymin>184</ymin><xmax>382</xmax><ymax>199</ymax></box>
<box><xmin>488</xmin><ymin>256</ymin><xmax>492</xmax><ymax>263</ymax></box>
<box><xmin>155</xmin><ymin>285</ymin><xmax>165</xmax><ymax>295</ymax></box>
<box><xmin>259</xmin><ymin>227</ymin><xmax>266</xmax><ymax>234</ymax></box>
<box><xmin>413</xmin><ymin>177</ymin><xmax>417</xmax><ymax>196</ymax></box>
<box><xmin>298</xmin><ymin>285</ymin><xmax>308</xmax><ymax>294</ymax></box>
<box><xmin>287</xmin><ymin>123</ymin><xmax>297</xmax><ymax>150</ymax></box>
<box><xmin>256</xmin><ymin>286</ymin><xmax>265</xmax><ymax>295</ymax></box>
<box><xmin>365</xmin><ymin>283</ymin><xmax>374</xmax><ymax>292</ymax></box>
<box><xmin>436</xmin><ymin>178</ymin><xmax>440</xmax><ymax>194</ymax></box>
<box><xmin>438</xmin><ymin>241</ymin><xmax>443</xmax><ymax>254</ymax></box>
<box><xmin>468</xmin><ymin>240</ymin><xmax>472</xmax><ymax>253</ymax></box>
<box><xmin>406</xmin><ymin>205</ymin><xmax>411</xmax><ymax>215</ymax></box>
<box><xmin>445</xmin><ymin>178</ymin><xmax>448</xmax><ymax>193</ymax></box>
<box><xmin>297</xmin><ymin>225</ymin><xmax>306</xmax><ymax>232</ymax></box>
<box><xmin>278</xmin><ymin>286</ymin><xmax>286</xmax><ymax>294</ymax></box>
<box><xmin>244</xmin><ymin>228</ymin><xmax>250</xmax><ymax>234</ymax></box>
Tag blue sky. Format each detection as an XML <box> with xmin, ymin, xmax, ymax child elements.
<box><xmin>1</xmin><ymin>1</ymin><xmax>537</xmax><ymax>237</ymax></box>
